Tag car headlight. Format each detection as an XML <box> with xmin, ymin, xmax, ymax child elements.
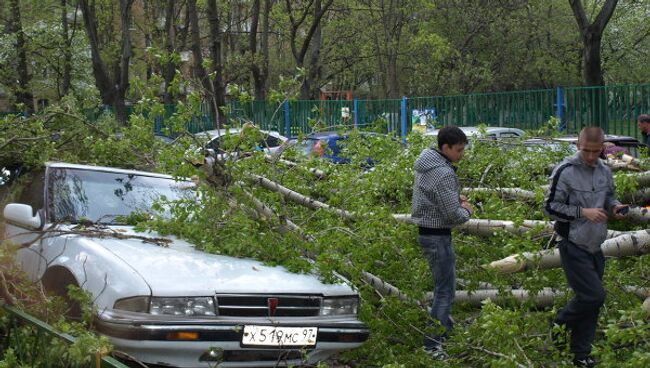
<box><xmin>114</xmin><ymin>296</ymin><xmax>216</xmax><ymax>316</ymax></box>
<box><xmin>150</xmin><ymin>297</ymin><xmax>216</xmax><ymax>316</ymax></box>
<box><xmin>321</xmin><ymin>297</ymin><xmax>359</xmax><ymax>316</ymax></box>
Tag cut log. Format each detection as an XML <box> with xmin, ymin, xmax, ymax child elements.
<box><xmin>644</xmin><ymin>297</ymin><xmax>650</xmax><ymax>314</ymax></box>
<box><xmin>447</xmin><ymin>288</ymin><xmax>565</xmax><ymax>308</ymax></box>
<box><xmin>393</xmin><ymin>214</ymin><xmax>627</xmax><ymax>239</ymax></box>
<box><xmin>620</xmin><ymin>188</ymin><xmax>650</xmax><ymax>205</ymax></box>
<box><xmin>625</xmin><ymin>206</ymin><xmax>650</xmax><ymax>224</ymax></box>
<box><xmin>488</xmin><ymin>229</ymin><xmax>650</xmax><ymax>273</ymax></box>
<box><xmin>462</xmin><ymin>187</ymin><xmax>537</xmax><ymax>201</ymax></box>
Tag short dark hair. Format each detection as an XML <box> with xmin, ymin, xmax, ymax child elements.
<box><xmin>578</xmin><ymin>126</ymin><xmax>604</xmax><ymax>144</ymax></box>
<box><xmin>437</xmin><ymin>126</ymin><xmax>468</xmax><ymax>149</ymax></box>
<box><xmin>638</xmin><ymin>114</ymin><xmax>650</xmax><ymax>124</ymax></box>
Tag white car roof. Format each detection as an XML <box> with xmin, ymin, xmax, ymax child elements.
<box><xmin>195</xmin><ymin>128</ymin><xmax>287</xmax><ymax>140</ymax></box>
<box><xmin>46</xmin><ymin>162</ymin><xmax>175</xmax><ymax>179</ymax></box>
<box><xmin>424</xmin><ymin>126</ymin><xmax>524</xmax><ymax>137</ymax></box>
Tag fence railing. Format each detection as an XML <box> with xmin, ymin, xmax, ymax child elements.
<box><xmin>2</xmin><ymin>83</ymin><xmax>649</xmax><ymax>139</ymax></box>
<box><xmin>228</xmin><ymin>83</ymin><xmax>650</xmax><ymax>139</ymax></box>
<box><xmin>0</xmin><ymin>303</ymin><xmax>129</xmax><ymax>368</ymax></box>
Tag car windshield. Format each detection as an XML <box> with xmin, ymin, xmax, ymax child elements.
<box><xmin>47</xmin><ymin>168</ymin><xmax>194</xmax><ymax>224</ymax></box>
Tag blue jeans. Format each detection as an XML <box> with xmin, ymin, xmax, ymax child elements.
<box><xmin>555</xmin><ymin>239</ymin><xmax>606</xmax><ymax>359</ymax></box>
<box><xmin>418</xmin><ymin>234</ymin><xmax>456</xmax><ymax>349</ymax></box>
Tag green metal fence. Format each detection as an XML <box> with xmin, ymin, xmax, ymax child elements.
<box><xmin>3</xmin><ymin>83</ymin><xmax>649</xmax><ymax>138</ymax></box>
<box><xmin>228</xmin><ymin>83</ymin><xmax>650</xmax><ymax>138</ymax></box>
<box><xmin>0</xmin><ymin>304</ymin><xmax>129</xmax><ymax>368</ymax></box>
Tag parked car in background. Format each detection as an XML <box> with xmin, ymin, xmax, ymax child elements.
<box><xmin>293</xmin><ymin>131</ymin><xmax>385</xmax><ymax>165</ymax></box>
<box><xmin>523</xmin><ymin>134</ymin><xmax>643</xmax><ymax>158</ymax></box>
<box><xmin>2</xmin><ymin>162</ymin><xmax>368</xmax><ymax>367</ymax></box>
<box><xmin>195</xmin><ymin>127</ymin><xmax>288</xmax><ymax>161</ymax></box>
<box><xmin>424</xmin><ymin>126</ymin><xmax>525</xmax><ymax>140</ymax></box>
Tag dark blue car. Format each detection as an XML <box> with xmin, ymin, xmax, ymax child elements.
<box><xmin>296</xmin><ymin>131</ymin><xmax>388</xmax><ymax>165</ymax></box>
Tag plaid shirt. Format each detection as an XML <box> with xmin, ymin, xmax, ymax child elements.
<box><xmin>411</xmin><ymin>148</ymin><xmax>470</xmax><ymax>229</ymax></box>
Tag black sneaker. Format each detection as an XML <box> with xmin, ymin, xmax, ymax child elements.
<box><xmin>423</xmin><ymin>346</ymin><xmax>449</xmax><ymax>361</ymax></box>
<box><xmin>573</xmin><ymin>356</ymin><xmax>597</xmax><ymax>367</ymax></box>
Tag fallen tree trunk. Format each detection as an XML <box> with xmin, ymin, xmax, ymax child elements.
<box><xmin>445</xmin><ymin>288</ymin><xmax>565</xmax><ymax>308</ymax></box>
<box><xmin>265</xmin><ymin>155</ymin><xmax>326</xmax><ymax>179</ymax></box>
<box><xmin>488</xmin><ymin>229</ymin><xmax>650</xmax><ymax>273</ymax></box>
<box><xmin>620</xmin><ymin>188</ymin><xmax>650</xmax><ymax>205</ymax></box>
<box><xmin>393</xmin><ymin>214</ymin><xmax>627</xmax><ymax>239</ymax></box>
<box><xmin>247</xmin><ymin>174</ymin><xmax>354</xmax><ymax>220</ymax></box>
<box><xmin>625</xmin><ymin>206</ymin><xmax>650</xmax><ymax>224</ymax></box>
<box><xmin>462</xmin><ymin>187</ymin><xmax>537</xmax><ymax>201</ymax></box>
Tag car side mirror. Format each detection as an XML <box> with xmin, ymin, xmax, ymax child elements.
<box><xmin>3</xmin><ymin>203</ymin><xmax>42</xmax><ymax>229</ymax></box>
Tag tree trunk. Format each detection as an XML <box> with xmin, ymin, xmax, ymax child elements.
<box><xmin>9</xmin><ymin>0</ymin><xmax>34</xmax><ymax>112</ymax></box>
<box><xmin>285</xmin><ymin>0</ymin><xmax>333</xmax><ymax>99</ymax></box>
<box><xmin>187</xmin><ymin>0</ymin><xmax>217</xmax><ymax>128</ymax></box>
<box><xmin>250</xmin><ymin>0</ymin><xmax>270</xmax><ymax>100</ymax></box>
<box><xmin>568</xmin><ymin>0</ymin><xmax>618</xmax><ymax>86</ymax></box>
<box><xmin>488</xmin><ymin>229</ymin><xmax>650</xmax><ymax>273</ymax></box>
<box><xmin>301</xmin><ymin>0</ymin><xmax>323</xmax><ymax>99</ymax></box>
<box><xmin>60</xmin><ymin>0</ymin><xmax>73</xmax><ymax>97</ymax></box>
<box><xmin>162</xmin><ymin>0</ymin><xmax>176</xmax><ymax>104</ymax></box>
<box><xmin>78</xmin><ymin>0</ymin><xmax>133</xmax><ymax>124</ymax></box>
<box><xmin>206</xmin><ymin>0</ymin><xmax>226</xmax><ymax>127</ymax></box>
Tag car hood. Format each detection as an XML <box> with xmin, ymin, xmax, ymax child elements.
<box><xmin>84</xmin><ymin>226</ymin><xmax>353</xmax><ymax>297</ymax></box>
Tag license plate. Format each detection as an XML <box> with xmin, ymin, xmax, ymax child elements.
<box><xmin>241</xmin><ymin>325</ymin><xmax>317</xmax><ymax>347</ymax></box>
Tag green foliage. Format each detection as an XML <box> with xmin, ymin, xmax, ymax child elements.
<box><xmin>2</xmin><ymin>97</ymin><xmax>650</xmax><ymax>367</ymax></box>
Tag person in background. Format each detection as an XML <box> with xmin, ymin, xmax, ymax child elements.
<box><xmin>543</xmin><ymin>127</ymin><xmax>628</xmax><ymax>367</ymax></box>
<box><xmin>637</xmin><ymin>114</ymin><xmax>650</xmax><ymax>154</ymax></box>
<box><xmin>411</xmin><ymin>126</ymin><xmax>473</xmax><ymax>360</ymax></box>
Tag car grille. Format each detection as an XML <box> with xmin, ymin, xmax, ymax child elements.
<box><xmin>215</xmin><ymin>294</ymin><xmax>321</xmax><ymax>317</ymax></box>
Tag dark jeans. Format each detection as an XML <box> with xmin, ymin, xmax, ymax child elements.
<box><xmin>555</xmin><ymin>239</ymin><xmax>606</xmax><ymax>359</ymax></box>
<box><xmin>418</xmin><ymin>234</ymin><xmax>456</xmax><ymax>349</ymax></box>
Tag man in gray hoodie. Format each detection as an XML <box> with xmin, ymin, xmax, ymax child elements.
<box><xmin>411</xmin><ymin>126</ymin><xmax>473</xmax><ymax>359</ymax></box>
<box><xmin>544</xmin><ymin>127</ymin><xmax>628</xmax><ymax>367</ymax></box>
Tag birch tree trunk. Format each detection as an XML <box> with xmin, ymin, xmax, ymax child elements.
<box><xmin>462</xmin><ymin>187</ymin><xmax>537</xmax><ymax>201</ymax></box>
<box><xmin>488</xmin><ymin>229</ymin><xmax>650</xmax><ymax>273</ymax></box>
<box><xmin>247</xmin><ymin>174</ymin><xmax>354</xmax><ymax>220</ymax></box>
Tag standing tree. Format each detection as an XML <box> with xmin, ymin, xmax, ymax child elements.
<box><xmin>78</xmin><ymin>0</ymin><xmax>134</xmax><ymax>124</ymax></box>
<box><xmin>284</xmin><ymin>0</ymin><xmax>334</xmax><ymax>99</ymax></box>
<box><xmin>568</xmin><ymin>0</ymin><xmax>619</xmax><ymax>86</ymax></box>
<box><xmin>7</xmin><ymin>0</ymin><xmax>34</xmax><ymax>112</ymax></box>
<box><xmin>248</xmin><ymin>0</ymin><xmax>271</xmax><ymax>100</ymax></box>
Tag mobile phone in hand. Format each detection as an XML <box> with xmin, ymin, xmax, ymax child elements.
<box><xmin>616</xmin><ymin>206</ymin><xmax>629</xmax><ymax>215</ymax></box>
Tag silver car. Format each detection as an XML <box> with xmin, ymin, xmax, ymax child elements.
<box><xmin>424</xmin><ymin>126</ymin><xmax>525</xmax><ymax>139</ymax></box>
<box><xmin>195</xmin><ymin>128</ymin><xmax>288</xmax><ymax>161</ymax></box>
<box><xmin>2</xmin><ymin>162</ymin><xmax>368</xmax><ymax>367</ymax></box>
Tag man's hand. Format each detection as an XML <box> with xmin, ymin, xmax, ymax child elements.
<box><xmin>581</xmin><ymin>208</ymin><xmax>608</xmax><ymax>223</ymax></box>
<box><xmin>612</xmin><ymin>204</ymin><xmax>629</xmax><ymax>220</ymax></box>
<box><xmin>460</xmin><ymin>198</ymin><xmax>473</xmax><ymax>215</ymax></box>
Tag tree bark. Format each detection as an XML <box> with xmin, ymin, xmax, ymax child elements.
<box><xmin>284</xmin><ymin>0</ymin><xmax>334</xmax><ymax>99</ymax></box>
<box><xmin>206</xmin><ymin>0</ymin><xmax>226</xmax><ymax>127</ymax></box>
<box><xmin>162</xmin><ymin>0</ymin><xmax>176</xmax><ymax>104</ymax></box>
<box><xmin>8</xmin><ymin>0</ymin><xmax>34</xmax><ymax>112</ymax></box>
<box><xmin>488</xmin><ymin>229</ymin><xmax>650</xmax><ymax>273</ymax></box>
<box><xmin>60</xmin><ymin>0</ymin><xmax>73</xmax><ymax>97</ymax></box>
<box><xmin>78</xmin><ymin>0</ymin><xmax>133</xmax><ymax>124</ymax></box>
<box><xmin>249</xmin><ymin>0</ymin><xmax>271</xmax><ymax>100</ymax></box>
<box><xmin>187</xmin><ymin>0</ymin><xmax>217</xmax><ymax>127</ymax></box>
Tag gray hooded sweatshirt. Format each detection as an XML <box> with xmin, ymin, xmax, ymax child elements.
<box><xmin>543</xmin><ymin>152</ymin><xmax>620</xmax><ymax>253</ymax></box>
<box><xmin>411</xmin><ymin>148</ymin><xmax>471</xmax><ymax>229</ymax></box>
